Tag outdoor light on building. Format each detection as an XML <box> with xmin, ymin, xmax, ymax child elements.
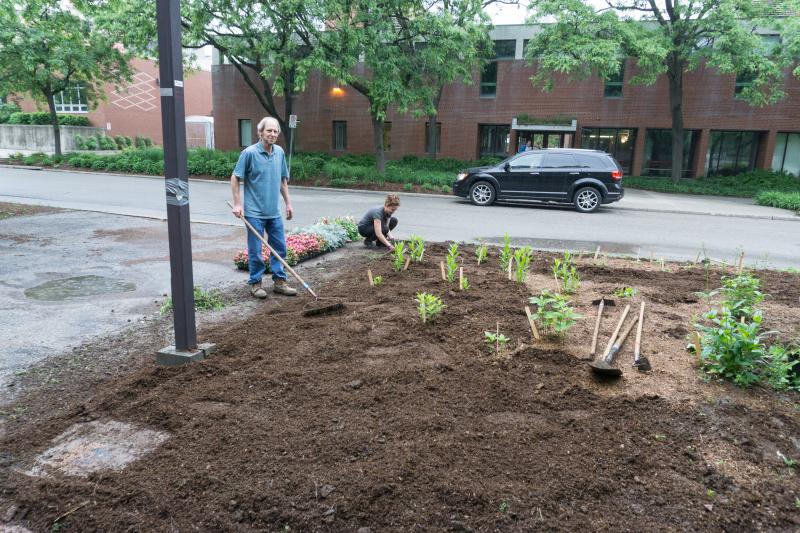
<box><xmin>620</xmin><ymin>132</ymin><xmax>629</xmax><ymax>143</ymax></box>
<box><xmin>331</xmin><ymin>86</ymin><xmax>344</xmax><ymax>96</ymax></box>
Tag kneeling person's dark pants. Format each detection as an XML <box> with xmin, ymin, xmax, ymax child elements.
<box><xmin>359</xmin><ymin>217</ymin><xmax>398</xmax><ymax>243</ymax></box>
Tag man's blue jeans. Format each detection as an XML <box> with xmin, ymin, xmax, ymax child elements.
<box><xmin>245</xmin><ymin>215</ymin><xmax>287</xmax><ymax>285</ymax></box>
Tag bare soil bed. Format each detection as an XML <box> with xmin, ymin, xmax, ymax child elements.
<box><xmin>2</xmin><ymin>244</ymin><xmax>799</xmax><ymax>532</ymax></box>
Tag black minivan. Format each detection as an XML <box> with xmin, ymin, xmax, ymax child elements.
<box><xmin>451</xmin><ymin>148</ymin><xmax>624</xmax><ymax>213</ymax></box>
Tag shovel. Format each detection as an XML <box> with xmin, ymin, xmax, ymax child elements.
<box><xmin>226</xmin><ymin>201</ymin><xmax>345</xmax><ymax>316</ymax></box>
<box><xmin>632</xmin><ymin>301</ymin><xmax>652</xmax><ymax>371</ymax></box>
<box><xmin>590</xmin><ymin>304</ymin><xmax>634</xmax><ymax>377</ymax></box>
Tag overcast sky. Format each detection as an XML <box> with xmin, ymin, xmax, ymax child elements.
<box><xmin>486</xmin><ymin>3</ymin><xmax>530</xmax><ymax>25</ymax></box>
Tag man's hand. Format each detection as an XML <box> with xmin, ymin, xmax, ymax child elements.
<box><xmin>231</xmin><ymin>203</ymin><xmax>243</xmax><ymax>218</ymax></box>
<box><xmin>286</xmin><ymin>204</ymin><xmax>294</xmax><ymax>220</ymax></box>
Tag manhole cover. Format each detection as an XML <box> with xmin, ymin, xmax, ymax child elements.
<box><xmin>26</xmin><ymin>420</ymin><xmax>169</xmax><ymax>477</ymax></box>
<box><xmin>24</xmin><ymin>275</ymin><xmax>136</xmax><ymax>301</ymax></box>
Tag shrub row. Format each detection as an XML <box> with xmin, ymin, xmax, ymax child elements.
<box><xmin>1</xmin><ymin>111</ymin><xmax>90</xmax><ymax>127</ymax></box>
<box><xmin>754</xmin><ymin>191</ymin><xmax>800</xmax><ymax>212</ymax></box>
<box><xmin>74</xmin><ymin>133</ymin><xmax>151</xmax><ymax>151</ymax></box>
<box><xmin>624</xmin><ymin>170</ymin><xmax>800</xmax><ymax>198</ymax></box>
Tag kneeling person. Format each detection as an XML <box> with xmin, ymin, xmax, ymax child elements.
<box><xmin>358</xmin><ymin>194</ymin><xmax>400</xmax><ymax>251</ymax></box>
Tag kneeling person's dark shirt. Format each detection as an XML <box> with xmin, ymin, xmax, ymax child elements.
<box><xmin>358</xmin><ymin>206</ymin><xmax>388</xmax><ymax>232</ymax></box>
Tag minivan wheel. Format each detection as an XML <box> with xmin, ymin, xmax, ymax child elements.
<box><xmin>469</xmin><ymin>181</ymin><xmax>496</xmax><ymax>206</ymax></box>
<box><xmin>573</xmin><ymin>187</ymin><xmax>601</xmax><ymax>213</ymax></box>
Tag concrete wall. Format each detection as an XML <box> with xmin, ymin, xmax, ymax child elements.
<box><xmin>0</xmin><ymin>125</ymin><xmax>104</xmax><ymax>152</ymax></box>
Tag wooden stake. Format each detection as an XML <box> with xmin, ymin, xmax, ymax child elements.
<box><xmin>403</xmin><ymin>257</ymin><xmax>411</xmax><ymax>271</ymax></box>
<box><xmin>524</xmin><ymin>305</ymin><xmax>540</xmax><ymax>341</ymax></box>
<box><xmin>496</xmin><ymin>321</ymin><xmax>500</xmax><ymax>354</ymax></box>
<box><xmin>692</xmin><ymin>330</ymin><xmax>702</xmax><ymax>356</ymax></box>
<box><xmin>636</xmin><ymin>248</ymin><xmax>641</xmax><ymax>261</ymax></box>
<box><xmin>594</xmin><ymin>246</ymin><xmax>601</xmax><ymax>260</ymax></box>
<box><xmin>440</xmin><ymin>261</ymin><xmax>446</xmax><ymax>281</ymax></box>
<box><xmin>459</xmin><ymin>267</ymin><xmax>464</xmax><ymax>290</ymax></box>
<box><xmin>737</xmin><ymin>251</ymin><xmax>745</xmax><ymax>274</ymax></box>
<box><xmin>694</xmin><ymin>251</ymin><xmax>701</xmax><ymax>264</ymax></box>
<box><xmin>554</xmin><ymin>270</ymin><xmax>561</xmax><ymax>293</ymax></box>
<box><xmin>507</xmin><ymin>259</ymin><xmax>513</xmax><ymax>280</ymax></box>
<box><xmin>649</xmin><ymin>251</ymin><xmax>654</xmax><ymax>263</ymax></box>
<box><xmin>367</xmin><ymin>269</ymin><xmax>374</xmax><ymax>287</ymax></box>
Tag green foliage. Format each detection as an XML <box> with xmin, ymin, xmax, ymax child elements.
<box><xmin>372</xmin><ymin>275</ymin><xmax>383</xmax><ymax>286</ymax></box>
<box><xmin>697</xmin><ymin>307</ymin><xmax>765</xmax><ymax>387</ymax></box>
<box><xmin>755</xmin><ymin>191</ymin><xmax>800</xmax><ymax>213</ymax></box>
<box><xmin>160</xmin><ymin>285</ymin><xmax>227</xmax><ymax>314</ymax></box>
<box><xmin>485</xmin><ymin>330</ymin><xmax>510</xmax><ymax>354</ymax></box>
<box><xmin>1</xmin><ymin>111</ymin><xmax>91</xmax><ymax>126</ymax></box>
<box><xmin>459</xmin><ymin>274</ymin><xmax>470</xmax><ymax>291</ymax></box>
<box><xmin>0</xmin><ymin>0</ymin><xmax>132</xmax><ymax>155</ymax></box>
<box><xmin>0</xmin><ymin>102</ymin><xmax>21</xmax><ymax>123</ymax></box>
<box><xmin>762</xmin><ymin>343</ymin><xmax>800</xmax><ymax>392</ymax></box>
<box><xmin>392</xmin><ymin>241</ymin><xmax>407</xmax><ymax>272</ymax></box>
<box><xmin>513</xmin><ymin>246</ymin><xmax>533</xmax><ymax>283</ymax></box>
<box><xmin>134</xmin><ymin>135</ymin><xmax>152</xmax><ymax>149</ymax></box>
<box><xmin>476</xmin><ymin>242</ymin><xmax>488</xmax><ymax>265</ymax></box>
<box><xmin>331</xmin><ymin>216</ymin><xmax>359</xmax><ymax>241</ymax></box>
<box><xmin>445</xmin><ymin>242</ymin><xmax>460</xmax><ymax>282</ymax></box>
<box><xmin>529</xmin><ymin>290</ymin><xmax>583</xmax><ymax>337</ymax></box>
<box><xmin>408</xmin><ymin>235</ymin><xmax>425</xmax><ymax>262</ymax></box>
<box><xmin>499</xmin><ymin>234</ymin><xmax>512</xmax><ymax>272</ymax></box>
<box><xmin>625</xmin><ymin>171</ymin><xmax>800</xmax><ymax>198</ymax></box>
<box><xmin>613</xmin><ymin>287</ymin><xmax>637</xmax><ymax>298</ymax></box>
<box><xmin>552</xmin><ymin>251</ymin><xmax>580</xmax><ymax>294</ymax></box>
<box><xmin>415</xmin><ymin>292</ymin><xmax>445</xmax><ymax>324</ymax></box>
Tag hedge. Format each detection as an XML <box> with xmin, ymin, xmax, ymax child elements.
<box><xmin>2</xmin><ymin>111</ymin><xmax>90</xmax><ymax>126</ymax></box>
<box><xmin>754</xmin><ymin>191</ymin><xmax>800</xmax><ymax>212</ymax></box>
<box><xmin>624</xmin><ymin>170</ymin><xmax>800</xmax><ymax>198</ymax></box>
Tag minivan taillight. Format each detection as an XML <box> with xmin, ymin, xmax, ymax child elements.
<box><xmin>611</xmin><ymin>170</ymin><xmax>622</xmax><ymax>181</ymax></box>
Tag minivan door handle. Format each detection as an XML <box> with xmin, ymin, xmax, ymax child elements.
<box><xmin>568</xmin><ymin>172</ymin><xmax>580</xmax><ymax>175</ymax></box>
<box><xmin>529</xmin><ymin>172</ymin><xmax>540</xmax><ymax>175</ymax></box>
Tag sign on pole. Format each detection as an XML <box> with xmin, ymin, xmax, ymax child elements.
<box><xmin>288</xmin><ymin>114</ymin><xmax>298</xmax><ymax>129</ymax></box>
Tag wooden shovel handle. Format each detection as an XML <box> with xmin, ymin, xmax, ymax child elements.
<box><xmin>602</xmin><ymin>304</ymin><xmax>630</xmax><ymax>357</ymax></box>
<box><xmin>634</xmin><ymin>301</ymin><xmax>645</xmax><ymax>359</ymax></box>
<box><xmin>590</xmin><ymin>299</ymin><xmax>604</xmax><ymax>356</ymax></box>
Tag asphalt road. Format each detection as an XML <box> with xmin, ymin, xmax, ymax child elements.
<box><xmin>1</xmin><ymin>167</ymin><xmax>799</xmax><ymax>268</ymax></box>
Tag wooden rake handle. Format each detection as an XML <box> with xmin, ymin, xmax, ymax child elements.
<box><xmin>602</xmin><ymin>304</ymin><xmax>630</xmax><ymax>358</ymax></box>
<box><xmin>227</xmin><ymin>201</ymin><xmax>317</xmax><ymax>298</ymax></box>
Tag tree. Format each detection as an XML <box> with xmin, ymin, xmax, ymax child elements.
<box><xmin>0</xmin><ymin>0</ymin><xmax>132</xmax><ymax>155</ymax></box>
<box><xmin>81</xmin><ymin>0</ymin><xmax>318</xmax><ymax>147</ymax></box>
<box><xmin>525</xmin><ymin>0</ymin><xmax>800</xmax><ymax>180</ymax></box>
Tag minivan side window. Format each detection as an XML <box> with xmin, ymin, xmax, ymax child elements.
<box><xmin>542</xmin><ymin>154</ymin><xmax>578</xmax><ymax>167</ymax></box>
<box><xmin>510</xmin><ymin>153</ymin><xmax>543</xmax><ymax>168</ymax></box>
<box><xmin>574</xmin><ymin>154</ymin><xmax>603</xmax><ymax>168</ymax></box>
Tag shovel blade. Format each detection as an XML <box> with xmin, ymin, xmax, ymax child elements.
<box><xmin>589</xmin><ymin>360</ymin><xmax>623</xmax><ymax>377</ymax></box>
<box><xmin>633</xmin><ymin>357</ymin><xmax>652</xmax><ymax>372</ymax></box>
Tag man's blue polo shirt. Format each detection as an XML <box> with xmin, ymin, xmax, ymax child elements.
<box><xmin>233</xmin><ymin>142</ymin><xmax>289</xmax><ymax>219</ymax></box>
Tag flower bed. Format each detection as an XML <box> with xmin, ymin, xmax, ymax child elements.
<box><xmin>233</xmin><ymin>216</ymin><xmax>357</xmax><ymax>270</ymax></box>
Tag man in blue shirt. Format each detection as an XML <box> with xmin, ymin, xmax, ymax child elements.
<box><xmin>230</xmin><ymin>117</ymin><xmax>297</xmax><ymax>298</ymax></box>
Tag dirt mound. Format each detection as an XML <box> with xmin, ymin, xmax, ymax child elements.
<box><xmin>2</xmin><ymin>244</ymin><xmax>799</xmax><ymax>531</ymax></box>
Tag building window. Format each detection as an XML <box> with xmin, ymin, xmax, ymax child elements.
<box><xmin>383</xmin><ymin>122</ymin><xmax>392</xmax><ymax>152</ymax></box>
<box><xmin>480</xmin><ymin>61</ymin><xmax>497</xmax><ymax>97</ymax></box>
<box><xmin>642</xmin><ymin>129</ymin><xmax>697</xmax><ymax>177</ymax></box>
<box><xmin>522</xmin><ymin>39</ymin><xmax>530</xmax><ymax>57</ymax></box>
<box><xmin>580</xmin><ymin>128</ymin><xmax>637</xmax><ymax>174</ymax></box>
<box><xmin>238</xmin><ymin>119</ymin><xmax>252</xmax><ymax>147</ymax></box>
<box><xmin>707</xmin><ymin>130</ymin><xmax>760</xmax><ymax>176</ymax></box>
<box><xmin>493</xmin><ymin>40</ymin><xmax>516</xmax><ymax>59</ymax></box>
<box><xmin>604</xmin><ymin>62</ymin><xmax>625</xmax><ymax>98</ymax></box>
<box><xmin>771</xmin><ymin>132</ymin><xmax>800</xmax><ymax>176</ymax></box>
<box><xmin>478</xmin><ymin>124</ymin><xmax>509</xmax><ymax>157</ymax></box>
<box><xmin>54</xmin><ymin>83</ymin><xmax>88</xmax><ymax>113</ymax></box>
<box><xmin>333</xmin><ymin>120</ymin><xmax>347</xmax><ymax>150</ymax></box>
<box><xmin>734</xmin><ymin>71</ymin><xmax>755</xmax><ymax>97</ymax></box>
<box><xmin>424</xmin><ymin>122</ymin><xmax>441</xmax><ymax>153</ymax></box>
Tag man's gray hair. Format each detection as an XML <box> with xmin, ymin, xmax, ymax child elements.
<box><xmin>257</xmin><ymin>117</ymin><xmax>281</xmax><ymax>133</ymax></box>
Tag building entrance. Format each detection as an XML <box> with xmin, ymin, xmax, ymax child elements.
<box><xmin>516</xmin><ymin>132</ymin><xmax>572</xmax><ymax>152</ymax></box>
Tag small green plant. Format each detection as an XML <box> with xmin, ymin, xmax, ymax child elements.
<box><xmin>552</xmin><ymin>251</ymin><xmax>580</xmax><ymax>294</ymax></box>
<box><xmin>485</xmin><ymin>328</ymin><xmax>510</xmax><ymax>356</ymax></box>
<box><xmin>777</xmin><ymin>450</ymin><xmax>796</xmax><ymax>469</ymax></box>
<box><xmin>762</xmin><ymin>343</ymin><xmax>800</xmax><ymax>391</ymax></box>
<box><xmin>696</xmin><ymin>308</ymin><xmax>765</xmax><ymax>387</ymax></box>
<box><xmin>529</xmin><ymin>290</ymin><xmax>583</xmax><ymax>337</ymax></box>
<box><xmin>392</xmin><ymin>241</ymin><xmax>407</xmax><ymax>272</ymax></box>
<box><xmin>408</xmin><ymin>235</ymin><xmax>425</xmax><ymax>262</ymax></box>
<box><xmin>795</xmin><ymin>496</ymin><xmax>800</xmax><ymax>510</ymax></box>
<box><xmin>372</xmin><ymin>275</ymin><xmax>384</xmax><ymax>286</ymax></box>
<box><xmin>499</xmin><ymin>233</ymin><xmax>512</xmax><ymax>272</ymax></box>
<box><xmin>706</xmin><ymin>488</ymin><xmax>716</xmax><ymax>499</ymax></box>
<box><xmin>415</xmin><ymin>292</ymin><xmax>445</xmax><ymax>323</ymax></box>
<box><xmin>445</xmin><ymin>242</ymin><xmax>460</xmax><ymax>282</ymax></box>
<box><xmin>513</xmin><ymin>246</ymin><xmax>533</xmax><ymax>282</ymax></box>
<box><xmin>160</xmin><ymin>285</ymin><xmax>227</xmax><ymax>313</ymax></box>
<box><xmin>498</xmin><ymin>500</ymin><xmax>509</xmax><ymax>513</ymax></box>
<box><xmin>476</xmin><ymin>241</ymin><xmax>488</xmax><ymax>265</ymax></box>
<box><xmin>613</xmin><ymin>287</ymin><xmax>637</xmax><ymax>298</ymax></box>
<box><xmin>459</xmin><ymin>274</ymin><xmax>470</xmax><ymax>291</ymax></box>
<box><xmin>718</xmin><ymin>273</ymin><xmax>765</xmax><ymax>320</ymax></box>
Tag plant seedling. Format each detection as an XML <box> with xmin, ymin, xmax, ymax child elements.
<box><xmin>373</xmin><ymin>275</ymin><xmax>383</xmax><ymax>286</ymax></box>
<box><xmin>408</xmin><ymin>235</ymin><xmax>425</xmax><ymax>262</ymax></box>
<box><xmin>613</xmin><ymin>287</ymin><xmax>637</xmax><ymax>298</ymax></box>
<box><xmin>529</xmin><ymin>290</ymin><xmax>583</xmax><ymax>337</ymax></box>
<box><xmin>415</xmin><ymin>292</ymin><xmax>445</xmax><ymax>323</ymax></box>
<box><xmin>777</xmin><ymin>450</ymin><xmax>796</xmax><ymax>469</ymax></box>
<box><xmin>459</xmin><ymin>269</ymin><xmax>470</xmax><ymax>291</ymax></box>
<box><xmin>446</xmin><ymin>243</ymin><xmax>460</xmax><ymax>282</ymax></box>
<box><xmin>552</xmin><ymin>251</ymin><xmax>580</xmax><ymax>294</ymax></box>
<box><xmin>499</xmin><ymin>233</ymin><xmax>512</xmax><ymax>272</ymax></box>
<box><xmin>485</xmin><ymin>323</ymin><xmax>509</xmax><ymax>356</ymax></box>
<box><xmin>513</xmin><ymin>246</ymin><xmax>533</xmax><ymax>283</ymax></box>
<box><xmin>476</xmin><ymin>242</ymin><xmax>488</xmax><ymax>265</ymax></box>
<box><xmin>795</xmin><ymin>497</ymin><xmax>800</xmax><ymax>510</ymax></box>
<box><xmin>499</xmin><ymin>500</ymin><xmax>509</xmax><ymax>513</ymax></box>
<box><xmin>392</xmin><ymin>241</ymin><xmax>407</xmax><ymax>272</ymax></box>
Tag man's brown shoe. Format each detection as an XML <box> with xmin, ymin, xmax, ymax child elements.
<box><xmin>249</xmin><ymin>284</ymin><xmax>267</xmax><ymax>299</ymax></box>
<box><xmin>273</xmin><ymin>279</ymin><xmax>298</xmax><ymax>296</ymax></box>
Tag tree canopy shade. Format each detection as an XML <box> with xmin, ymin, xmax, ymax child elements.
<box><xmin>525</xmin><ymin>0</ymin><xmax>800</xmax><ymax>180</ymax></box>
<box><xmin>0</xmin><ymin>0</ymin><xmax>132</xmax><ymax>155</ymax></box>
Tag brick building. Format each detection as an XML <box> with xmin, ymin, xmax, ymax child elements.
<box><xmin>16</xmin><ymin>58</ymin><xmax>212</xmax><ymax>147</ymax></box>
<box><xmin>212</xmin><ymin>24</ymin><xmax>800</xmax><ymax>177</ymax></box>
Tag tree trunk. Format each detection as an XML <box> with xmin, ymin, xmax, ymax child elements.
<box><xmin>45</xmin><ymin>90</ymin><xmax>61</xmax><ymax>156</ymax></box>
<box><xmin>667</xmin><ymin>53</ymin><xmax>685</xmax><ymax>182</ymax></box>
<box><xmin>371</xmin><ymin>112</ymin><xmax>386</xmax><ymax>174</ymax></box>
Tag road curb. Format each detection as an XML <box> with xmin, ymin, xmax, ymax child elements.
<box><xmin>3</xmin><ymin>164</ymin><xmax>798</xmax><ymax>222</ymax></box>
